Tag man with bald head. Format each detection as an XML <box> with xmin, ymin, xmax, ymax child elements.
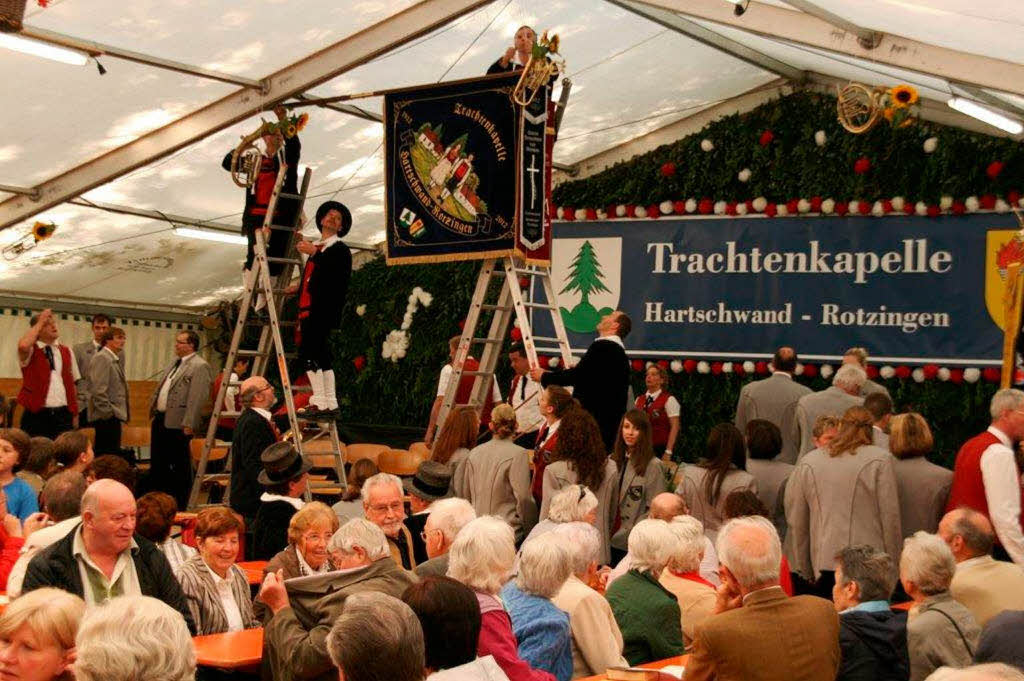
<box><xmin>734</xmin><ymin>346</ymin><xmax>812</xmax><ymax>464</ymax></box>
<box><xmin>230</xmin><ymin>375</ymin><xmax>280</xmax><ymax>531</ymax></box>
<box><xmin>21</xmin><ymin>479</ymin><xmax>194</xmax><ymax>630</ymax></box>
<box><xmin>939</xmin><ymin>508</ymin><xmax>1024</xmax><ymax>627</ymax></box>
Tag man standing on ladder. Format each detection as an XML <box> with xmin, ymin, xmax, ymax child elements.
<box><xmin>289</xmin><ymin>200</ymin><xmax>352</xmax><ymax>419</ymax></box>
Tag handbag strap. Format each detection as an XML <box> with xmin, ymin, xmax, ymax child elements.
<box><xmin>928</xmin><ymin>603</ymin><xmax>975</xmax><ymax>658</ymax></box>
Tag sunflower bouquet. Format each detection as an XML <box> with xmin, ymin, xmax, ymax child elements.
<box><xmin>880</xmin><ymin>84</ymin><xmax>918</xmax><ymax>129</ymax></box>
<box><xmin>262</xmin><ymin>112</ymin><xmax>310</xmax><ymax>139</ymax></box>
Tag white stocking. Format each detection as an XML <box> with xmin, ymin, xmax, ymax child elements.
<box><xmin>323</xmin><ymin>370</ymin><xmax>338</xmax><ymax>410</ymax></box>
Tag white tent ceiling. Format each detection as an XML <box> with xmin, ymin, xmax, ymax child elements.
<box><xmin>0</xmin><ymin>0</ymin><xmax>1022</xmax><ymax>309</ymax></box>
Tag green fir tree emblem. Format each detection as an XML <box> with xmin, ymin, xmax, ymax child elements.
<box><xmin>559</xmin><ymin>240</ymin><xmax>614</xmax><ymax>333</ymax></box>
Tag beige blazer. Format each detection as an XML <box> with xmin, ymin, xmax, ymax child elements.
<box><xmin>551</xmin><ymin>574</ymin><xmax>628</xmax><ymax>678</ymax></box>
<box><xmin>447</xmin><ymin>447</ymin><xmax>471</xmax><ymax>499</ymax></box>
<box><xmin>784</xmin><ymin>444</ymin><xmax>902</xmax><ymax>581</ymax></box>
<box><xmin>464</xmin><ymin>438</ymin><xmax>538</xmax><ymax>542</ymax></box>
<box><xmin>892</xmin><ymin>455</ymin><xmax>952</xmax><ymax>537</ymax></box>
<box><xmin>734</xmin><ymin>373</ymin><xmax>812</xmax><ymax>464</ymax></box>
<box><xmin>676</xmin><ymin>465</ymin><xmax>757</xmax><ymax>541</ymax></box>
<box><xmin>793</xmin><ymin>386</ymin><xmax>863</xmax><ymax>458</ymax></box>
<box><xmin>541</xmin><ymin>459</ymin><xmax>619</xmax><ymax>565</ymax></box>
<box><xmin>950</xmin><ymin>555</ymin><xmax>1024</xmax><ymax>627</ymax></box>
<box><xmin>611</xmin><ymin>456</ymin><xmax>667</xmax><ymax>551</ymax></box>
<box><xmin>659</xmin><ymin>571</ymin><xmax>716</xmax><ymax>649</ymax></box>
<box><xmin>148</xmin><ymin>354</ymin><xmax>213</xmax><ymax>430</ymax></box>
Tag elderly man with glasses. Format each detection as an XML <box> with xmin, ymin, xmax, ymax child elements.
<box><xmin>229</xmin><ymin>375</ymin><xmax>280</xmax><ymax>540</ymax></box>
<box><xmin>362</xmin><ymin>473</ymin><xmax>416</xmax><ymax>569</ymax></box>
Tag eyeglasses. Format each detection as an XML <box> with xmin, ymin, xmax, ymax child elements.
<box><xmin>578</xmin><ymin>485</ymin><xmax>587</xmax><ymax>502</ymax></box>
<box><xmin>420</xmin><ymin>528</ymin><xmax>440</xmax><ymax>543</ymax></box>
<box><xmin>301</xmin><ymin>532</ymin><xmax>332</xmax><ymax>544</ymax></box>
<box><xmin>369</xmin><ymin>502</ymin><xmax>404</xmax><ymax>514</ymax></box>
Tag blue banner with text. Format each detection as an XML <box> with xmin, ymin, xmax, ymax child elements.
<box><xmin>532</xmin><ymin>214</ymin><xmax>1024</xmax><ymax>364</ymax></box>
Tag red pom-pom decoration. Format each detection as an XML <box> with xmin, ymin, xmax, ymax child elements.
<box><xmin>764</xmin><ymin>203</ymin><xmax>778</xmax><ymax>217</ymax></box>
<box><xmin>673</xmin><ymin>200</ymin><xmax>686</xmax><ymax>214</ymax></box>
<box><xmin>510</xmin><ymin>327</ymin><xmax>523</xmax><ymax>342</ymax></box>
<box><xmin>902</xmin><ymin>201</ymin><xmax>915</xmax><ymax>215</ymax></box>
<box><xmin>835</xmin><ymin>202</ymin><xmax>848</xmax><ymax>216</ymax></box>
<box><xmin>881</xmin><ymin>199</ymin><xmax>893</xmax><ymax>214</ymax></box>
<box><xmin>981</xmin><ymin>194</ymin><xmax>997</xmax><ymax>210</ymax></box>
<box><xmin>986</xmin><ymin>161</ymin><xmax>1005</xmax><ymax>180</ymax></box>
<box><xmin>563</xmin><ymin>207</ymin><xmax>575</xmax><ymax>221</ymax></box>
<box><xmin>952</xmin><ymin>201</ymin><xmax>966</xmax><ymax>216</ymax></box>
<box><xmin>922</xmin><ymin>364</ymin><xmax>939</xmax><ymax>380</ymax></box>
<box><xmin>585</xmin><ymin>208</ymin><xmax>597</xmax><ymax>220</ymax></box>
<box><xmin>631</xmin><ymin>359</ymin><xmax>645</xmax><ymax>372</ymax></box>
<box><xmin>683</xmin><ymin>359</ymin><xmax>697</xmax><ymax>373</ymax></box>
<box><xmin>698</xmin><ymin>198</ymin><xmax>713</xmax><ymax>215</ymax></box>
<box><xmin>625</xmin><ymin>205</ymin><xmax>637</xmax><ymax>218</ymax></box>
<box><xmin>759</xmin><ymin>130</ymin><xmax>774</xmax><ymax>146</ymax></box>
<box><xmin>857</xmin><ymin>200</ymin><xmax>871</xmax><ymax>215</ymax></box>
<box><xmin>950</xmin><ymin>368</ymin><xmax>964</xmax><ymax>384</ymax></box>
<box><xmin>353</xmin><ymin>355</ymin><xmax>366</xmax><ymax>372</ymax></box>
<box><xmin>726</xmin><ymin>202</ymin><xmax>738</xmax><ymax>216</ymax></box>
<box><xmin>810</xmin><ymin>196</ymin><xmax>823</xmax><ymax>213</ymax></box>
<box><xmin>786</xmin><ymin>199</ymin><xmax>799</xmax><ymax>214</ymax></box>
<box><xmin>518</xmin><ymin>276</ymin><xmax>530</xmax><ymax>289</ymax></box>
<box><xmin>854</xmin><ymin>157</ymin><xmax>871</xmax><ymax>174</ymax></box>
<box><xmin>1008</xmin><ymin>190</ymin><xmax>1021</xmax><ymax>206</ymax></box>
<box><xmin>866</xmin><ymin>365</ymin><xmax>880</xmax><ymax>379</ymax></box>
<box><xmin>733</xmin><ymin>362</ymin><xmax>745</xmax><ymax>376</ymax></box>
<box><xmin>539</xmin><ymin>355</ymin><xmax>550</xmax><ymax>369</ymax></box>
<box><xmin>647</xmin><ymin>205</ymin><xmax>660</xmax><ymax>219</ymax></box>
<box><xmin>983</xmin><ymin>367</ymin><xmax>1001</xmax><ymax>383</ymax></box>
<box><xmin>895</xmin><ymin>366</ymin><xmax>911</xmax><ymax>379</ymax></box>
<box><xmin>660</xmin><ymin>162</ymin><xmax>677</xmax><ymax>178</ymax></box>
<box><xmin>927</xmin><ymin>205</ymin><xmax>941</xmax><ymax>218</ymax></box>
<box><xmin>458</xmin><ymin>319</ymin><xmax>466</xmax><ymax>331</ymax></box>
<box><xmin>755</xmin><ymin>361</ymin><xmax>769</xmax><ymax>374</ymax></box>
<box><xmin>606</xmin><ymin>205</ymin><xmax>617</xmax><ymax>219</ymax></box>
<box><xmin>711</xmin><ymin>362</ymin><xmax>723</xmax><ymax>375</ymax></box>
<box><xmin>657</xmin><ymin>360</ymin><xmax>670</xmax><ymax>369</ymax></box>
<box><xmin>802</xmin><ymin>364</ymin><xmax>818</xmax><ymax>378</ymax></box>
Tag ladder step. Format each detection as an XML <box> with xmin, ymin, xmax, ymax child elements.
<box><xmin>459</xmin><ymin>370</ymin><xmax>493</xmax><ymax>377</ymax></box>
<box><xmin>235</xmin><ymin>349</ymin><xmax>296</xmax><ymax>358</ymax></box>
<box><xmin>471</xmin><ymin>338</ymin><xmax>504</xmax><ymax>344</ymax></box>
<box><xmin>513</xmin><ymin>268</ymin><xmax>547</xmax><ymax>276</ymax></box>
<box><xmin>219</xmin><ymin>411</ymin><xmax>242</xmax><ymax>418</ymax></box>
<box><xmin>267</xmin><ymin>256</ymin><xmax>303</xmax><ymax>265</ymax></box>
<box><xmin>531</xmin><ymin>335</ymin><xmax>562</xmax><ymax>342</ymax></box>
<box><xmin>522</xmin><ymin>302</ymin><xmax>557</xmax><ymax>310</ymax></box>
<box><xmin>278</xmin><ymin>192</ymin><xmax>303</xmax><ymax>200</ymax></box>
<box><xmin>245</xmin><ymin>319</ymin><xmax>298</xmax><ymax>327</ymax></box>
<box><xmin>480</xmin><ymin>304</ymin><xmax>513</xmax><ymax>311</ymax></box>
<box><xmin>267</xmin><ymin>224</ymin><xmax>298</xmax><ymax>231</ymax></box>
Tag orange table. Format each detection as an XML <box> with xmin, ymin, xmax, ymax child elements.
<box><xmin>193</xmin><ymin>627</ymin><xmax>263</xmax><ymax>670</ymax></box>
<box><xmin>237</xmin><ymin>560</ymin><xmax>269</xmax><ymax>585</ymax></box>
<box><xmin>578</xmin><ymin>655</ymin><xmax>689</xmax><ymax>681</ymax></box>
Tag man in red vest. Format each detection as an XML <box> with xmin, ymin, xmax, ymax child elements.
<box><xmin>947</xmin><ymin>388</ymin><xmax>1024</xmax><ymax>566</ymax></box>
<box><xmin>16</xmin><ymin>309</ymin><xmax>79</xmax><ymax>439</ymax></box>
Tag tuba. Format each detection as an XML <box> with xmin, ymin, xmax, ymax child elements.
<box><xmin>512</xmin><ymin>31</ymin><xmax>564</xmax><ymax>107</ymax></box>
<box><xmin>229</xmin><ymin>121</ymin><xmax>273</xmax><ymax>188</ymax></box>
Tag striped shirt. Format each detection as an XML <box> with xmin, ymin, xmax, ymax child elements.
<box><xmin>157</xmin><ymin>538</ymin><xmax>198</xmax><ymax>578</ymax></box>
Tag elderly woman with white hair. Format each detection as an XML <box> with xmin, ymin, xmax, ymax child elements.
<box><xmin>550</xmin><ymin>522</ymin><xmax>628</xmax><ymax>679</ymax></box>
<box><xmin>605</xmin><ymin>519</ymin><xmax>683</xmax><ymax>665</ymax></box>
<box><xmin>448</xmin><ymin>516</ymin><xmax>556</xmax><ymax>681</ymax></box>
<box><xmin>74</xmin><ymin>595</ymin><xmax>196</xmax><ymax>681</ymax></box>
<box><xmin>521</xmin><ymin>484</ymin><xmax>598</xmax><ymax>549</ymax></box>
<box><xmin>658</xmin><ymin>515</ymin><xmax>716</xmax><ymax>648</ymax></box>
<box><xmin>901</xmin><ymin>531</ymin><xmax>981</xmax><ymax>681</ymax></box>
<box><xmin>500</xmin><ymin>534</ymin><xmax>573</xmax><ymax>681</ymax></box>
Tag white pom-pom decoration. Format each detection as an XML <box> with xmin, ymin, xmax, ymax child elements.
<box><xmin>685</xmin><ymin>198</ymin><xmax>697</xmax><ymax>213</ymax></box>
<box><xmin>915</xmin><ymin>201</ymin><xmax>928</xmax><ymax>216</ymax></box>
<box><xmin>670</xmin><ymin>359</ymin><xmax>684</xmax><ymax>374</ymax></box>
<box><xmin>891</xmin><ymin>196</ymin><xmax>905</xmax><ymax>212</ymax></box>
<box><xmin>616</xmin><ymin>205</ymin><xmax>627</xmax><ymax>217</ymax></box>
<box><xmin>548</xmin><ymin>357</ymin><xmax>560</xmax><ymax>368</ymax></box>
<box><xmin>660</xmin><ymin>200</ymin><xmax>673</xmax><ymax>215</ymax></box>
<box><xmin>697</xmin><ymin>361</ymin><xmax>710</xmax><ymax>374</ymax></box>
<box><xmin>743</xmin><ymin>361</ymin><xmax>755</xmax><ymax>373</ymax></box>
<box><xmin>821</xmin><ymin>198</ymin><xmax>835</xmax><ymax>215</ymax></box>
<box><xmin>701</xmin><ymin>139</ymin><xmax>714</xmax><ymax>152</ymax></box>
<box><xmin>794</xmin><ymin>363</ymin><xmax>805</xmax><ymax>376</ymax></box>
<box><xmin>713</xmin><ymin>201</ymin><xmax>727</xmax><ymax>215</ymax></box>
<box><xmin>574</xmin><ymin>208</ymin><xmax>587</xmax><ymax>220</ymax></box>
<box><xmin>880</xmin><ymin>365</ymin><xmax>895</xmax><ymax>379</ymax></box>
<box><xmin>736</xmin><ymin>202</ymin><xmax>748</xmax><ymax>216</ymax></box>
<box><xmin>635</xmin><ymin>205</ymin><xmax>647</xmax><ymax>218</ymax></box>
<box><xmin>871</xmin><ymin>201</ymin><xmax>885</xmax><ymax>217</ymax></box>
<box><xmin>964</xmin><ymin>367</ymin><xmax>981</xmax><ymax>383</ymax></box>
<box><xmin>722</xmin><ymin>362</ymin><xmax>733</xmax><ymax>374</ymax></box>
<box><xmin>596</xmin><ymin>209</ymin><xmax>607</xmax><ymax>220</ymax></box>
<box><xmin>996</xmin><ymin>198</ymin><xmax>1010</xmax><ymax>213</ymax></box>
<box><xmin>848</xmin><ymin>201</ymin><xmax>860</xmax><ymax>215</ymax></box>
<box><xmin>355</xmin><ymin>304</ymin><xmax>366</xmax><ymax>317</ymax></box>
<box><xmin>776</xmin><ymin>203</ymin><xmax>789</xmax><ymax>217</ymax></box>
<box><xmin>1019</xmin><ymin>198</ymin><xmax>1024</xmax><ymax>209</ymax></box>
<box><xmin>752</xmin><ymin>197</ymin><xmax>768</xmax><ymax>212</ymax></box>
<box><xmin>820</xmin><ymin>364</ymin><xmax>834</xmax><ymax>379</ymax></box>
<box><xmin>738</xmin><ymin>168</ymin><xmax>751</xmax><ymax>183</ymax></box>
<box><xmin>798</xmin><ymin>198</ymin><xmax>811</xmax><ymax>214</ymax></box>
<box><xmin>912</xmin><ymin>368</ymin><xmax>925</xmax><ymax>383</ymax></box>
<box><xmin>556</xmin><ymin>207</ymin><xmax>564</xmax><ymax>219</ymax></box>
<box><xmin>923</xmin><ymin>137</ymin><xmax>938</xmax><ymax>153</ymax></box>
<box><xmin>940</xmin><ymin>196</ymin><xmax>953</xmax><ymax>210</ymax></box>
<box><xmin>814</xmin><ymin>130</ymin><xmax>827</xmax><ymax>147</ymax></box>
<box><xmin>966</xmin><ymin>196</ymin><xmax>979</xmax><ymax>212</ymax></box>
<box><xmin>937</xmin><ymin>367</ymin><xmax>951</xmax><ymax>382</ymax></box>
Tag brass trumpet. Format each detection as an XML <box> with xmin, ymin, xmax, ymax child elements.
<box><xmin>512</xmin><ymin>31</ymin><xmax>564</xmax><ymax>107</ymax></box>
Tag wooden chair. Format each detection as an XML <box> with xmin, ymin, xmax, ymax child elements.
<box><xmin>377</xmin><ymin>449</ymin><xmax>425</xmax><ymax>477</ymax></box>
<box><xmin>408</xmin><ymin>441</ymin><xmax>430</xmax><ymax>460</ymax></box>
<box><xmin>189</xmin><ymin>439</ymin><xmax>230</xmax><ymax>505</ymax></box>
<box><xmin>344</xmin><ymin>443</ymin><xmax>388</xmax><ymax>467</ymax></box>
<box><xmin>121</xmin><ymin>425</ymin><xmax>151</xmax><ymax>447</ymax></box>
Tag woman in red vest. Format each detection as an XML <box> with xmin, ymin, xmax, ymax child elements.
<box><xmin>636</xmin><ymin>365</ymin><xmax>680</xmax><ymax>463</ymax></box>
<box><xmin>531</xmin><ymin>386</ymin><xmax>574</xmax><ymax>507</ymax></box>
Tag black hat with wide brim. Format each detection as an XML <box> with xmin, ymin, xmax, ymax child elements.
<box><xmin>315</xmin><ymin>201</ymin><xmax>352</xmax><ymax>237</ymax></box>
<box><xmin>402</xmin><ymin>460</ymin><xmax>453</xmax><ymax>501</ymax></box>
<box><xmin>258</xmin><ymin>441</ymin><xmax>314</xmax><ymax>486</ymax></box>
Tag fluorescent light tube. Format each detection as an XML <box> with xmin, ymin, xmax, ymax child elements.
<box><xmin>173</xmin><ymin>227</ymin><xmax>247</xmax><ymax>245</ymax></box>
<box><xmin>947</xmin><ymin>97</ymin><xmax>1023</xmax><ymax>135</ymax></box>
<box><xmin>0</xmin><ymin>34</ymin><xmax>88</xmax><ymax>66</ymax></box>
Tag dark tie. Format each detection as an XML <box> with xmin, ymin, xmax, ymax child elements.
<box><xmin>43</xmin><ymin>346</ymin><xmax>55</xmax><ymax>370</ymax></box>
<box><xmin>644</xmin><ymin>394</ymin><xmax>654</xmax><ymax>408</ymax></box>
<box><xmin>520</xmin><ymin>376</ymin><xmax>527</xmax><ymax>400</ymax></box>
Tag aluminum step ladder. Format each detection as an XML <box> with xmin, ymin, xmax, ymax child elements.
<box><xmin>188</xmin><ymin>164</ymin><xmax>347</xmax><ymax>509</ymax></box>
<box><xmin>433</xmin><ymin>257</ymin><xmax>573</xmax><ymax>440</ymax></box>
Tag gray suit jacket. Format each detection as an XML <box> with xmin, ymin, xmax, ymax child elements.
<box><xmin>734</xmin><ymin>372</ymin><xmax>812</xmax><ymax>464</ymax></box>
<box><xmin>464</xmin><ymin>438</ymin><xmax>538</xmax><ymax>543</ymax></box>
<box><xmin>73</xmin><ymin>340</ymin><xmax>124</xmax><ymax>412</ymax></box>
<box><xmin>148</xmin><ymin>354</ymin><xmax>213</xmax><ymax>431</ymax></box>
<box><xmin>861</xmin><ymin>379</ymin><xmax>890</xmax><ymax>399</ymax></box>
<box><xmin>794</xmin><ymin>386</ymin><xmax>864</xmax><ymax>458</ymax></box>
<box><xmin>88</xmin><ymin>348</ymin><xmax>129</xmax><ymax>422</ymax></box>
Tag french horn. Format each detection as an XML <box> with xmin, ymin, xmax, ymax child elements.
<box><xmin>836</xmin><ymin>83</ymin><xmax>884</xmax><ymax>135</ymax></box>
<box><xmin>229</xmin><ymin>122</ymin><xmax>272</xmax><ymax>189</ymax></box>
<box><xmin>512</xmin><ymin>31</ymin><xmax>564</xmax><ymax>107</ymax></box>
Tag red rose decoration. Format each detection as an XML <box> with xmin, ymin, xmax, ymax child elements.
<box><xmin>625</xmin><ymin>205</ymin><xmax>636</xmax><ymax>218</ymax></box>
<box><xmin>660</xmin><ymin>162</ymin><xmax>677</xmax><ymax>178</ymax></box>
<box><xmin>981</xmin><ymin>194</ymin><xmax>997</xmax><ymax>210</ymax></box>
<box><xmin>631</xmin><ymin>359</ymin><xmax>645</xmax><ymax>372</ymax></box>
<box><xmin>927</xmin><ymin>205</ymin><xmax>941</xmax><ymax>218</ymax></box>
<box><xmin>657</xmin><ymin>359</ymin><xmax>670</xmax><ymax>369</ymax></box>
<box><xmin>952</xmin><ymin>201</ymin><xmax>966</xmax><ymax>215</ymax></box>
<box><xmin>987</xmin><ymin>161</ymin><xmax>1005</xmax><ymax>180</ymax></box>
<box><xmin>866</xmin><ymin>365</ymin><xmax>879</xmax><ymax>379</ymax></box>
<box><xmin>759</xmin><ymin>130</ymin><xmax>774</xmax><ymax>146</ymax></box>
<box><xmin>983</xmin><ymin>367</ymin><xmax>1001</xmax><ymax>383</ymax></box>
<box><xmin>673</xmin><ymin>200</ymin><xmax>686</xmax><ymax>214</ymax></box>
<box><xmin>802</xmin><ymin>364</ymin><xmax>818</xmax><ymax>378</ymax></box>
<box><xmin>922</xmin><ymin>364</ymin><xmax>939</xmax><ymax>379</ymax></box>
<box><xmin>786</xmin><ymin>199</ymin><xmax>799</xmax><ymax>214</ymax></box>
<box><xmin>539</xmin><ymin>355</ymin><xmax>550</xmax><ymax>369</ymax></box>
<box><xmin>950</xmin><ymin>368</ymin><xmax>964</xmax><ymax>384</ymax></box>
<box><xmin>1008</xmin><ymin>190</ymin><xmax>1021</xmax><ymax>206</ymax></box>
<box><xmin>353</xmin><ymin>355</ymin><xmax>366</xmax><ymax>372</ymax></box>
<box><xmin>881</xmin><ymin>199</ymin><xmax>893</xmax><ymax>214</ymax></box>
<box><xmin>895</xmin><ymin>366</ymin><xmax>911</xmax><ymax>379</ymax></box>
<box><xmin>810</xmin><ymin>196</ymin><xmax>823</xmax><ymax>213</ymax></box>
<box><xmin>698</xmin><ymin>198</ymin><xmax>713</xmax><ymax>215</ymax></box>
<box><xmin>764</xmin><ymin>203</ymin><xmax>778</xmax><ymax>217</ymax></box>
<box><xmin>835</xmin><ymin>202</ymin><xmax>848</xmax><ymax>216</ymax></box>
<box><xmin>726</xmin><ymin>202</ymin><xmax>738</xmax><ymax>216</ymax></box>
<box><xmin>733</xmin><ymin>362</ymin><xmax>745</xmax><ymax>376</ymax></box>
<box><xmin>711</xmin><ymin>361</ymin><xmax>723</xmax><ymax>375</ymax></box>
<box><xmin>585</xmin><ymin>208</ymin><xmax>597</xmax><ymax>220</ymax></box>
<box><xmin>755</xmin><ymin>361</ymin><xmax>769</xmax><ymax>374</ymax></box>
<box><xmin>647</xmin><ymin>204</ymin><xmax>660</xmax><ymax>219</ymax></box>
<box><xmin>854</xmin><ymin>157</ymin><xmax>871</xmax><ymax>174</ymax></box>
<box><xmin>683</xmin><ymin>359</ymin><xmax>697</xmax><ymax>373</ymax></box>
<box><xmin>510</xmin><ymin>327</ymin><xmax>523</xmax><ymax>342</ymax></box>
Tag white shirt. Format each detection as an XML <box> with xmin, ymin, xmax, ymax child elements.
<box><xmin>436</xmin><ymin>363</ymin><xmax>503</xmax><ymax>402</ymax></box>
<box><xmin>72</xmin><ymin>526</ymin><xmax>141</xmax><ymax>606</ymax></box>
<box><xmin>510</xmin><ymin>373</ymin><xmax>542</xmax><ymax>433</ymax></box>
<box><xmin>156</xmin><ymin>353</ymin><xmax>195</xmax><ymax>413</ymax></box>
<box><xmin>536</xmin><ymin>419</ymin><xmax>560</xmax><ymax>447</ymax></box>
<box><xmin>294</xmin><ymin>547</ymin><xmax>330</xmax><ymax>576</ymax></box>
<box><xmin>260</xmin><ymin>492</ymin><xmax>305</xmax><ymax>511</ymax></box>
<box><xmin>595</xmin><ymin>335</ymin><xmax>624</xmax><ymax>349</ymax></box>
<box><xmin>20</xmin><ymin>341</ymin><xmax>81</xmax><ymax>408</ymax></box>
<box><xmin>253</xmin><ymin>407</ymin><xmax>273</xmax><ymax>423</ymax></box>
<box><xmin>208</xmin><ymin>564</ymin><xmax>245</xmax><ymax>632</ymax></box>
<box><xmin>223</xmin><ymin>372</ymin><xmax>240</xmax><ymax>413</ymax></box>
<box><xmin>642</xmin><ymin>390</ymin><xmax>681</xmax><ymax>418</ymax></box>
<box><xmin>981</xmin><ymin>426</ymin><xmax>1024</xmax><ymax>566</ymax></box>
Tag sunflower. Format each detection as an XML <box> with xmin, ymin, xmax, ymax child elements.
<box><xmin>285</xmin><ymin>124</ymin><xmax>297</xmax><ymax>138</ymax></box>
<box><xmin>890</xmin><ymin>84</ymin><xmax>918</xmax><ymax>108</ymax></box>
<box><xmin>297</xmin><ymin>113</ymin><xmax>309</xmax><ymax>131</ymax></box>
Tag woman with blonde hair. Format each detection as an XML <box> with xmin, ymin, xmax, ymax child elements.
<box><xmin>889</xmin><ymin>412</ymin><xmax>952</xmax><ymax>536</ymax></box>
<box><xmin>431</xmin><ymin>406</ymin><xmax>479</xmax><ymax>498</ymax></box>
<box><xmin>464</xmin><ymin>403</ymin><xmax>538</xmax><ymax>542</ymax></box>
<box><xmin>785</xmin><ymin>405</ymin><xmax>902</xmax><ymax>597</ymax></box>
<box><xmin>0</xmin><ymin>587</ymin><xmax>83</xmax><ymax>681</ymax></box>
